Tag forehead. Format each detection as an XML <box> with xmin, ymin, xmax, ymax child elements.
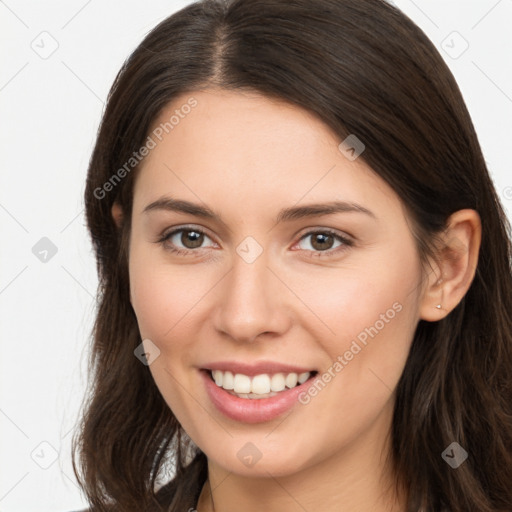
<box><xmin>132</xmin><ymin>89</ymin><xmax>399</xmax><ymax>220</ymax></box>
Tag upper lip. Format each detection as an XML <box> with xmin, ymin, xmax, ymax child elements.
<box><xmin>201</xmin><ymin>361</ymin><xmax>316</xmax><ymax>377</ymax></box>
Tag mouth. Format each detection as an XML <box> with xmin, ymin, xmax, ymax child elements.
<box><xmin>200</xmin><ymin>367</ymin><xmax>319</xmax><ymax>423</ymax></box>
<box><xmin>203</xmin><ymin>368</ymin><xmax>319</xmax><ymax>400</ymax></box>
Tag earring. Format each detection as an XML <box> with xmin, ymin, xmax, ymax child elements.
<box><xmin>435</xmin><ymin>304</ymin><xmax>442</xmax><ymax>309</ymax></box>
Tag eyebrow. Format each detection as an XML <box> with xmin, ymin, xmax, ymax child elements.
<box><xmin>143</xmin><ymin>196</ymin><xmax>376</xmax><ymax>223</ymax></box>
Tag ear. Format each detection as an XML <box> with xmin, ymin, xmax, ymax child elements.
<box><xmin>111</xmin><ymin>201</ymin><xmax>124</xmax><ymax>228</ymax></box>
<box><xmin>419</xmin><ymin>209</ymin><xmax>482</xmax><ymax>322</ymax></box>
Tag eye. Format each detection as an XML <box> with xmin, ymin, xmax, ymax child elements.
<box><xmin>156</xmin><ymin>226</ymin><xmax>217</xmax><ymax>255</ymax></box>
<box><xmin>156</xmin><ymin>226</ymin><xmax>353</xmax><ymax>259</ymax></box>
<box><xmin>294</xmin><ymin>229</ymin><xmax>353</xmax><ymax>257</ymax></box>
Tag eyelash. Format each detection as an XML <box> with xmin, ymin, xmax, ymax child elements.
<box><xmin>155</xmin><ymin>225</ymin><xmax>354</xmax><ymax>259</ymax></box>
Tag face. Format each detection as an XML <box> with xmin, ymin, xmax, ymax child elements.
<box><xmin>127</xmin><ymin>88</ymin><xmax>425</xmax><ymax>478</ymax></box>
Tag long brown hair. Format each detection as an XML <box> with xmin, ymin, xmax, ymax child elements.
<box><xmin>73</xmin><ymin>0</ymin><xmax>512</xmax><ymax>510</ymax></box>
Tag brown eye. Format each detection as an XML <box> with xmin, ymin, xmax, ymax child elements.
<box><xmin>179</xmin><ymin>229</ymin><xmax>204</xmax><ymax>249</ymax></box>
<box><xmin>158</xmin><ymin>226</ymin><xmax>216</xmax><ymax>254</ymax></box>
<box><xmin>310</xmin><ymin>232</ymin><xmax>335</xmax><ymax>251</ymax></box>
<box><xmin>295</xmin><ymin>229</ymin><xmax>353</xmax><ymax>257</ymax></box>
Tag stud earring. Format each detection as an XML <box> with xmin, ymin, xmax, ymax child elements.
<box><xmin>435</xmin><ymin>304</ymin><xmax>442</xmax><ymax>309</ymax></box>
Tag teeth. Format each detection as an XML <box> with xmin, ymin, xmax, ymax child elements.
<box><xmin>210</xmin><ymin>369</ymin><xmax>313</xmax><ymax>397</ymax></box>
<box><xmin>251</xmin><ymin>374</ymin><xmax>271</xmax><ymax>394</ymax></box>
<box><xmin>222</xmin><ymin>371</ymin><xmax>234</xmax><ymax>390</ymax></box>
<box><xmin>233</xmin><ymin>374</ymin><xmax>251</xmax><ymax>393</ymax></box>
<box><xmin>285</xmin><ymin>373</ymin><xmax>298</xmax><ymax>388</ymax></box>
<box><xmin>270</xmin><ymin>373</ymin><xmax>286</xmax><ymax>392</ymax></box>
<box><xmin>213</xmin><ymin>369</ymin><xmax>223</xmax><ymax>387</ymax></box>
<box><xmin>298</xmin><ymin>372</ymin><xmax>310</xmax><ymax>384</ymax></box>
<box><xmin>226</xmin><ymin>390</ymin><xmax>278</xmax><ymax>399</ymax></box>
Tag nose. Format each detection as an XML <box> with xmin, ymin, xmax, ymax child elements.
<box><xmin>213</xmin><ymin>249</ymin><xmax>292</xmax><ymax>344</ymax></box>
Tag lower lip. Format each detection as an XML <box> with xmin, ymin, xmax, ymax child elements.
<box><xmin>201</xmin><ymin>370</ymin><xmax>316</xmax><ymax>424</ymax></box>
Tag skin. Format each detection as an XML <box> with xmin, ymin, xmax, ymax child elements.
<box><xmin>112</xmin><ymin>88</ymin><xmax>481</xmax><ymax>512</ymax></box>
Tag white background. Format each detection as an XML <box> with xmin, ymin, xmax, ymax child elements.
<box><xmin>0</xmin><ymin>1</ymin><xmax>511</xmax><ymax>510</ymax></box>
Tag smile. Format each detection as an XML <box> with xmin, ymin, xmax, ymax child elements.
<box><xmin>200</xmin><ymin>364</ymin><xmax>319</xmax><ymax>423</ymax></box>
<box><xmin>209</xmin><ymin>369</ymin><xmax>314</xmax><ymax>398</ymax></box>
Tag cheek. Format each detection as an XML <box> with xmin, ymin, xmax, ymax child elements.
<box><xmin>130</xmin><ymin>266</ymin><xmax>175</xmax><ymax>340</ymax></box>
<box><xmin>128</xmin><ymin>242</ymin><xmax>217</xmax><ymax>359</ymax></box>
<box><xmin>294</xmin><ymin>242</ymin><xmax>421</xmax><ymax>394</ymax></box>
<box><xmin>129</xmin><ymin>239</ymin><xmax>183</xmax><ymax>344</ymax></box>
<box><xmin>128</xmin><ymin>247</ymin><xmax>205</xmax><ymax>418</ymax></box>
<box><xmin>295</xmin><ymin>250</ymin><xmax>419</xmax><ymax>351</ymax></box>
<box><xmin>286</xmin><ymin>255</ymin><xmax>420</xmax><ymax>451</ymax></box>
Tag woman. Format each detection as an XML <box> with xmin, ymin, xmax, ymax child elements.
<box><xmin>73</xmin><ymin>0</ymin><xmax>512</xmax><ymax>510</ymax></box>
